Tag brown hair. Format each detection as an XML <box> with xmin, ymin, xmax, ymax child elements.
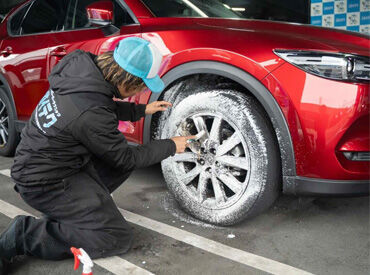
<box><xmin>95</xmin><ymin>51</ymin><xmax>146</xmax><ymax>91</ymax></box>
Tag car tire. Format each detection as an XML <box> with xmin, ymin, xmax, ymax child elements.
<box><xmin>0</xmin><ymin>88</ymin><xmax>19</xmax><ymax>156</ymax></box>
<box><xmin>159</xmin><ymin>89</ymin><xmax>281</xmax><ymax>225</ymax></box>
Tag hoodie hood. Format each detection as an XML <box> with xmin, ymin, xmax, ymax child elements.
<box><xmin>48</xmin><ymin>50</ymin><xmax>121</xmax><ymax>98</ymax></box>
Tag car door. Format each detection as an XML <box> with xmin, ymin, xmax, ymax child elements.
<box><xmin>45</xmin><ymin>0</ymin><xmax>144</xmax><ymax>143</ymax></box>
<box><xmin>0</xmin><ymin>0</ymin><xmax>69</xmax><ymax>120</ymax></box>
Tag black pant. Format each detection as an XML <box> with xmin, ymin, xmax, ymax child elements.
<box><xmin>13</xmin><ymin>158</ymin><xmax>134</xmax><ymax>260</ymax></box>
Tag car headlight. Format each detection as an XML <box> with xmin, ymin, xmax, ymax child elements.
<box><xmin>273</xmin><ymin>50</ymin><xmax>370</xmax><ymax>83</ymax></box>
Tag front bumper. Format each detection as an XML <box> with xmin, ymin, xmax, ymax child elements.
<box><xmin>264</xmin><ymin>62</ymin><xmax>369</xmax><ymax>181</ymax></box>
<box><xmin>284</xmin><ymin>176</ymin><xmax>369</xmax><ymax>196</ymax></box>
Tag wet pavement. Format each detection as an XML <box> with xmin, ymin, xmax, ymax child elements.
<box><xmin>0</xmin><ymin>156</ymin><xmax>368</xmax><ymax>275</ymax></box>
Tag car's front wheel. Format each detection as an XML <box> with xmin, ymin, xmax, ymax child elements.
<box><xmin>159</xmin><ymin>89</ymin><xmax>281</xmax><ymax>225</ymax></box>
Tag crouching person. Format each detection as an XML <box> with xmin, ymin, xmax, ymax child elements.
<box><xmin>0</xmin><ymin>37</ymin><xmax>195</xmax><ymax>273</ymax></box>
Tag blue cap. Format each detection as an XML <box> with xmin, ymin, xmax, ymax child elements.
<box><xmin>113</xmin><ymin>37</ymin><xmax>165</xmax><ymax>93</ymax></box>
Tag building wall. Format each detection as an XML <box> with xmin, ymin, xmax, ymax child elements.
<box><xmin>311</xmin><ymin>0</ymin><xmax>370</xmax><ymax>34</ymax></box>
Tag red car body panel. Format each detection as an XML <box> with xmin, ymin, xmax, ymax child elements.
<box><xmin>0</xmin><ymin>0</ymin><xmax>369</xmax><ymax>192</ymax></box>
<box><xmin>86</xmin><ymin>1</ymin><xmax>114</xmax><ymax>22</ymax></box>
<box><xmin>262</xmin><ymin>63</ymin><xmax>369</xmax><ymax>180</ymax></box>
<box><xmin>0</xmin><ymin>33</ymin><xmax>50</xmax><ymax>120</ymax></box>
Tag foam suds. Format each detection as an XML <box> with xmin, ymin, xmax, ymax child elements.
<box><xmin>156</xmin><ymin>76</ymin><xmax>272</xmax><ymax>225</ymax></box>
<box><xmin>160</xmin><ymin>192</ymin><xmax>222</xmax><ymax>229</ymax></box>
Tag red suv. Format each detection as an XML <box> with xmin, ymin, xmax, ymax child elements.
<box><xmin>0</xmin><ymin>0</ymin><xmax>369</xmax><ymax>225</ymax></box>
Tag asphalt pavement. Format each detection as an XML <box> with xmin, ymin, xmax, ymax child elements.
<box><xmin>0</xmin><ymin>156</ymin><xmax>368</xmax><ymax>275</ymax></box>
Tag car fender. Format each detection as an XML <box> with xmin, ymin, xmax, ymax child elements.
<box><xmin>159</xmin><ymin>47</ymin><xmax>276</xmax><ymax>81</ymax></box>
<box><xmin>142</xmin><ymin>33</ymin><xmax>284</xmax><ymax>81</ymax></box>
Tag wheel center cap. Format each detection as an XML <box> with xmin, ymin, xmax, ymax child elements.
<box><xmin>204</xmin><ymin>153</ymin><xmax>215</xmax><ymax>166</ymax></box>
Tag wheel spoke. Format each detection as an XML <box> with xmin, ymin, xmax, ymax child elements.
<box><xmin>1</xmin><ymin>124</ymin><xmax>8</xmax><ymax>136</ymax></box>
<box><xmin>216</xmin><ymin>132</ymin><xmax>241</xmax><ymax>156</ymax></box>
<box><xmin>211</xmin><ymin>174</ymin><xmax>226</xmax><ymax>204</ymax></box>
<box><xmin>209</xmin><ymin>117</ymin><xmax>222</xmax><ymax>143</ymax></box>
<box><xmin>0</xmin><ymin>129</ymin><xmax>7</xmax><ymax>145</ymax></box>
<box><xmin>192</xmin><ymin>116</ymin><xmax>209</xmax><ymax>137</ymax></box>
<box><xmin>172</xmin><ymin>152</ymin><xmax>197</xmax><ymax>162</ymax></box>
<box><xmin>197</xmin><ymin>170</ymin><xmax>209</xmax><ymax>202</ymax></box>
<box><xmin>1</xmin><ymin>116</ymin><xmax>8</xmax><ymax>124</ymax></box>
<box><xmin>181</xmin><ymin>165</ymin><xmax>201</xmax><ymax>185</ymax></box>
<box><xmin>217</xmin><ymin>172</ymin><xmax>242</xmax><ymax>194</ymax></box>
<box><xmin>216</xmin><ymin>155</ymin><xmax>249</xmax><ymax>171</ymax></box>
<box><xmin>0</xmin><ymin>103</ymin><xmax>5</xmax><ymax>116</ymax></box>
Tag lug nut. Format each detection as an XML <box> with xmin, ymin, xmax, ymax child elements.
<box><xmin>210</xmin><ymin>148</ymin><xmax>216</xmax><ymax>154</ymax></box>
<box><xmin>198</xmin><ymin>158</ymin><xmax>205</xmax><ymax>165</ymax></box>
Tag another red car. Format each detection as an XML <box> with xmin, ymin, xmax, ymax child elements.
<box><xmin>0</xmin><ymin>0</ymin><xmax>369</xmax><ymax>225</ymax></box>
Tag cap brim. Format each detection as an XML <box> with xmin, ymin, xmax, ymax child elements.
<box><xmin>144</xmin><ymin>75</ymin><xmax>165</xmax><ymax>93</ymax></box>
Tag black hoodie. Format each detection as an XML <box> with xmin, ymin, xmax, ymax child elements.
<box><xmin>11</xmin><ymin>50</ymin><xmax>176</xmax><ymax>186</ymax></box>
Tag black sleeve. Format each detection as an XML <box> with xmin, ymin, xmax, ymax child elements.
<box><xmin>115</xmin><ymin>101</ymin><xmax>146</xmax><ymax>122</ymax></box>
<box><xmin>70</xmin><ymin>107</ymin><xmax>176</xmax><ymax>170</ymax></box>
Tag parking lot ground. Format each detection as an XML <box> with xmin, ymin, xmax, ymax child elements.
<box><xmin>0</xmin><ymin>156</ymin><xmax>368</xmax><ymax>275</ymax></box>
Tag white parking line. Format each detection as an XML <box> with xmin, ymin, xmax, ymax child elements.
<box><xmin>0</xmin><ymin>198</ymin><xmax>31</xmax><ymax>219</ymax></box>
<box><xmin>0</xmin><ymin>199</ymin><xmax>153</xmax><ymax>275</ymax></box>
<box><xmin>0</xmin><ymin>169</ymin><xmax>313</xmax><ymax>275</ymax></box>
<box><xmin>94</xmin><ymin>257</ymin><xmax>152</xmax><ymax>275</ymax></box>
<box><xmin>0</xmin><ymin>169</ymin><xmax>10</xmax><ymax>177</ymax></box>
<box><xmin>121</xmin><ymin>209</ymin><xmax>313</xmax><ymax>275</ymax></box>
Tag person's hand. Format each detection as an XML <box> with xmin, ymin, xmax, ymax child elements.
<box><xmin>171</xmin><ymin>135</ymin><xmax>197</xmax><ymax>154</ymax></box>
<box><xmin>145</xmin><ymin>101</ymin><xmax>172</xmax><ymax>115</ymax></box>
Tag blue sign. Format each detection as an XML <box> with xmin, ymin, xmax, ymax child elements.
<box><xmin>311</xmin><ymin>16</ymin><xmax>323</xmax><ymax>25</ymax></box>
<box><xmin>347</xmin><ymin>0</ymin><xmax>360</xmax><ymax>12</ymax></box>
<box><xmin>311</xmin><ymin>0</ymin><xmax>369</xmax><ymax>34</ymax></box>
<box><xmin>335</xmin><ymin>13</ymin><xmax>347</xmax><ymax>26</ymax></box>
<box><xmin>347</xmin><ymin>25</ymin><xmax>360</xmax><ymax>31</ymax></box>
<box><xmin>323</xmin><ymin>2</ymin><xmax>334</xmax><ymax>14</ymax></box>
<box><xmin>360</xmin><ymin>11</ymin><xmax>370</xmax><ymax>25</ymax></box>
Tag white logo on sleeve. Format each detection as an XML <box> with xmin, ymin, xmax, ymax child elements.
<box><xmin>35</xmin><ymin>90</ymin><xmax>61</xmax><ymax>133</ymax></box>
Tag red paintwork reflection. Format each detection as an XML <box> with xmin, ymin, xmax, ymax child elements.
<box><xmin>338</xmin><ymin>115</ymin><xmax>370</xmax><ymax>152</ymax></box>
<box><xmin>0</xmin><ymin>35</ymin><xmax>49</xmax><ymax>119</ymax></box>
<box><xmin>118</xmin><ymin>121</ymin><xmax>135</xmax><ymax>134</ymax></box>
<box><xmin>86</xmin><ymin>1</ymin><xmax>113</xmax><ymax>22</ymax></box>
<box><xmin>336</xmin><ymin>115</ymin><xmax>370</xmax><ymax>174</ymax></box>
<box><xmin>263</xmin><ymin>62</ymin><xmax>369</xmax><ymax>180</ymax></box>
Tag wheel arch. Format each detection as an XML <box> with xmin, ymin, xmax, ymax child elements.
<box><xmin>144</xmin><ymin>61</ymin><xmax>297</xmax><ymax>187</ymax></box>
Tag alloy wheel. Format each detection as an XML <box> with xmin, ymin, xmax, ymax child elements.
<box><xmin>171</xmin><ymin>113</ymin><xmax>251</xmax><ymax>210</ymax></box>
